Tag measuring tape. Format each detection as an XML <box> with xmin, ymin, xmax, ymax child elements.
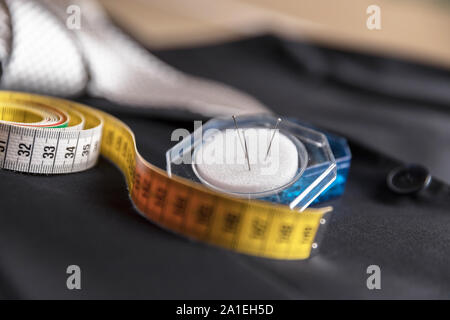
<box><xmin>0</xmin><ymin>91</ymin><xmax>332</xmax><ymax>260</ymax></box>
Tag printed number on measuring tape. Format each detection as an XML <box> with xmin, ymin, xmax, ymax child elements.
<box><xmin>0</xmin><ymin>91</ymin><xmax>332</xmax><ymax>260</ymax></box>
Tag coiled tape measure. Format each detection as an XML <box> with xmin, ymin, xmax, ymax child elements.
<box><xmin>0</xmin><ymin>91</ymin><xmax>331</xmax><ymax>260</ymax></box>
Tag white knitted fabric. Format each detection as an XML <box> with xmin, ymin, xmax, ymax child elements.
<box><xmin>0</xmin><ymin>0</ymin><xmax>268</xmax><ymax>116</ymax></box>
<box><xmin>1</xmin><ymin>0</ymin><xmax>86</xmax><ymax>96</ymax></box>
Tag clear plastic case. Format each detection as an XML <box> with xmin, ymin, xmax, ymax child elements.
<box><xmin>166</xmin><ymin>114</ymin><xmax>337</xmax><ymax>211</ymax></box>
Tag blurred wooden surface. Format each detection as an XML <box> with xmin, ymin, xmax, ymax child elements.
<box><xmin>99</xmin><ymin>0</ymin><xmax>450</xmax><ymax>68</ymax></box>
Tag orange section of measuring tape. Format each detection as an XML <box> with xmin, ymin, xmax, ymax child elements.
<box><xmin>1</xmin><ymin>91</ymin><xmax>331</xmax><ymax>260</ymax></box>
<box><xmin>98</xmin><ymin>104</ymin><xmax>331</xmax><ymax>260</ymax></box>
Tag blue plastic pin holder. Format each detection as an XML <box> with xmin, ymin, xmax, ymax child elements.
<box><xmin>166</xmin><ymin>114</ymin><xmax>351</xmax><ymax>212</ymax></box>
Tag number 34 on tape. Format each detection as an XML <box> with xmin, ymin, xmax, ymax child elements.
<box><xmin>0</xmin><ymin>90</ymin><xmax>332</xmax><ymax>260</ymax></box>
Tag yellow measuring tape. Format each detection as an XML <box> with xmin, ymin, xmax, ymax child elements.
<box><xmin>0</xmin><ymin>91</ymin><xmax>331</xmax><ymax>260</ymax></box>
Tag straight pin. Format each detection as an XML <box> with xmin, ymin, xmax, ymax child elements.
<box><xmin>232</xmin><ymin>115</ymin><xmax>251</xmax><ymax>171</ymax></box>
<box><xmin>265</xmin><ymin>118</ymin><xmax>282</xmax><ymax>161</ymax></box>
<box><xmin>242</xmin><ymin>132</ymin><xmax>251</xmax><ymax>171</ymax></box>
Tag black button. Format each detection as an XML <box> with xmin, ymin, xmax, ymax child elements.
<box><xmin>387</xmin><ymin>164</ymin><xmax>431</xmax><ymax>194</ymax></box>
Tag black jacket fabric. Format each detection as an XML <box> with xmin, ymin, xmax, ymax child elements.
<box><xmin>1</xmin><ymin>35</ymin><xmax>449</xmax><ymax>299</ymax></box>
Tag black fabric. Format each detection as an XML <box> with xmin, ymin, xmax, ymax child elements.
<box><xmin>154</xmin><ymin>36</ymin><xmax>450</xmax><ymax>184</ymax></box>
<box><xmin>1</xmin><ymin>35</ymin><xmax>450</xmax><ymax>299</ymax></box>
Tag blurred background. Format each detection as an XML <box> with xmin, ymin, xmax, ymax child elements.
<box><xmin>94</xmin><ymin>0</ymin><xmax>450</xmax><ymax>183</ymax></box>
<box><xmin>99</xmin><ymin>0</ymin><xmax>450</xmax><ymax>68</ymax></box>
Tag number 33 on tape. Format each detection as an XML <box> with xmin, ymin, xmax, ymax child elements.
<box><xmin>0</xmin><ymin>91</ymin><xmax>332</xmax><ymax>260</ymax></box>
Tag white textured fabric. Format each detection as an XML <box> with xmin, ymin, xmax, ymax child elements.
<box><xmin>0</xmin><ymin>0</ymin><xmax>268</xmax><ymax>116</ymax></box>
<box><xmin>1</xmin><ymin>0</ymin><xmax>87</xmax><ymax>96</ymax></box>
<box><xmin>0</xmin><ymin>1</ymin><xmax>11</xmax><ymax>69</ymax></box>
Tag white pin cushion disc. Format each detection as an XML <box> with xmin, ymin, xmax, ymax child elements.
<box><xmin>193</xmin><ymin>128</ymin><xmax>302</xmax><ymax>196</ymax></box>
